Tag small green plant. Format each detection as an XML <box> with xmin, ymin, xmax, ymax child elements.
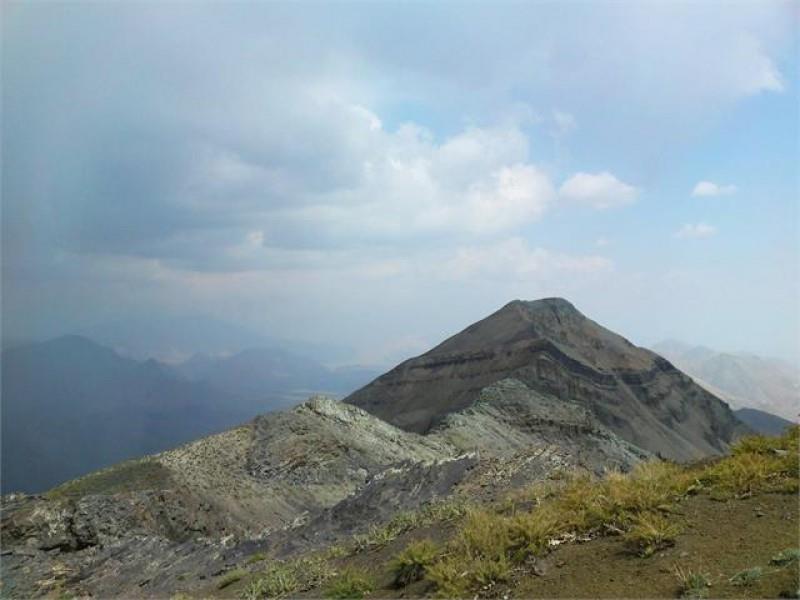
<box><xmin>240</xmin><ymin>562</ymin><xmax>299</xmax><ymax>599</ymax></box>
<box><xmin>674</xmin><ymin>565</ymin><xmax>711</xmax><ymax>599</ymax></box>
<box><xmin>425</xmin><ymin>556</ymin><xmax>470</xmax><ymax>598</ymax></box>
<box><xmin>324</xmin><ymin>569</ymin><xmax>374</xmax><ymax>599</ymax></box>
<box><xmin>772</xmin><ymin>548</ymin><xmax>800</xmax><ymax>566</ymax></box>
<box><xmin>425</xmin><ymin>555</ymin><xmax>509</xmax><ymax>598</ymax></box>
<box><xmin>246</xmin><ymin>552</ymin><xmax>267</xmax><ymax>564</ymax></box>
<box><xmin>217</xmin><ymin>568</ymin><xmax>247</xmax><ymax>589</ymax></box>
<box><xmin>325</xmin><ymin>544</ymin><xmax>348</xmax><ymax>559</ymax></box>
<box><xmin>729</xmin><ymin>567</ymin><xmax>763</xmax><ymax>587</ymax></box>
<box><xmin>624</xmin><ymin>512</ymin><xmax>681</xmax><ymax>557</ymax></box>
<box><xmin>389</xmin><ymin>539</ymin><xmax>439</xmax><ymax>587</ymax></box>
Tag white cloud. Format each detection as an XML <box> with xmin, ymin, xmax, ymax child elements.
<box><xmin>691</xmin><ymin>181</ymin><xmax>738</xmax><ymax>197</ymax></box>
<box><xmin>265</xmin><ymin>118</ymin><xmax>557</xmax><ymax>244</ymax></box>
<box><xmin>558</xmin><ymin>172</ymin><xmax>639</xmax><ymax>209</ymax></box>
<box><xmin>674</xmin><ymin>223</ymin><xmax>718</xmax><ymax>239</ymax></box>
<box><xmin>441</xmin><ymin>237</ymin><xmax>613</xmax><ymax>281</ymax></box>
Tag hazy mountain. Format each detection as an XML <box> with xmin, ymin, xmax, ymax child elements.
<box><xmin>0</xmin><ymin>336</ymin><xmax>248</xmax><ymax>493</ymax></box>
<box><xmin>174</xmin><ymin>349</ymin><xmax>382</xmax><ymax>413</ymax></box>
<box><xmin>78</xmin><ymin>315</ymin><xmax>352</xmax><ymax>364</ymax></box>
<box><xmin>1</xmin><ymin>336</ymin><xmax>381</xmax><ymax>494</ymax></box>
<box><xmin>652</xmin><ymin>340</ymin><xmax>799</xmax><ymax>422</ymax></box>
<box><xmin>734</xmin><ymin>408</ymin><xmax>795</xmax><ymax>436</ymax></box>
<box><xmin>346</xmin><ymin>298</ymin><xmax>747</xmax><ymax>461</ymax></box>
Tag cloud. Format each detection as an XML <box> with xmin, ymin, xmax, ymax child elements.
<box><xmin>674</xmin><ymin>223</ymin><xmax>718</xmax><ymax>239</ymax></box>
<box><xmin>558</xmin><ymin>172</ymin><xmax>639</xmax><ymax>209</ymax></box>
<box><xmin>691</xmin><ymin>181</ymin><xmax>738</xmax><ymax>197</ymax></box>
<box><xmin>440</xmin><ymin>237</ymin><xmax>613</xmax><ymax>281</ymax></box>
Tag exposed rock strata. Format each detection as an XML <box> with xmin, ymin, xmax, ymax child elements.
<box><xmin>346</xmin><ymin>298</ymin><xmax>747</xmax><ymax>460</ymax></box>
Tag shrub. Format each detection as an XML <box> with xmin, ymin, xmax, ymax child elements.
<box><xmin>623</xmin><ymin>512</ymin><xmax>680</xmax><ymax>557</ymax></box>
<box><xmin>390</xmin><ymin>539</ymin><xmax>439</xmax><ymax>587</ymax></box>
<box><xmin>674</xmin><ymin>565</ymin><xmax>711</xmax><ymax>599</ymax></box>
<box><xmin>729</xmin><ymin>567</ymin><xmax>763</xmax><ymax>587</ymax></box>
<box><xmin>324</xmin><ymin>569</ymin><xmax>374</xmax><ymax>600</ymax></box>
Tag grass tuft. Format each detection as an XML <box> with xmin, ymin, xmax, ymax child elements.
<box><xmin>771</xmin><ymin>548</ymin><xmax>800</xmax><ymax>567</ymax></box>
<box><xmin>217</xmin><ymin>568</ymin><xmax>247</xmax><ymax>590</ymax></box>
<box><xmin>389</xmin><ymin>539</ymin><xmax>439</xmax><ymax>587</ymax></box>
<box><xmin>324</xmin><ymin>569</ymin><xmax>374</xmax><ymax>599</ymax></box>
<box><xmin>674</xmin><ymin>565</ymin><xmax>711</xmax><ymax>599</ymax></box>
<box><xmin>729</xmin><ymin>567</ymin><xmax>763</xmax><ymax>587</ymax></box>
<box><xmin>623</xmin><ymin>512</ymin><xmax>681</xmax><ymax>557</ymax></box>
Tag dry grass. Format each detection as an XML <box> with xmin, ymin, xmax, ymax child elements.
<box><xmin>409</xmin><ymin>427</ymin><xmax>799</xmax><ymax>597</ymax></box>
<box><xmin>623</xmin><ymin>512</ymin><xmax>681</xmax><ymax>557</ymax></box>
<box><xmin>389</xmin><ymin>539</ymin><xmax>440</xmax><ymax>587</ymax></box>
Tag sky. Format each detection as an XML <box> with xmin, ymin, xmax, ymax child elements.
<box><xmin>2</xmin><ymin>1</ymin><xmax>799</xmax><ymax>366</ymax></box>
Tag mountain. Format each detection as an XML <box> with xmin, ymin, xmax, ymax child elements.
<box><xmin>174</xmin><ymin>348</ymin><xmax>382</xmax><ymax>412</ymax></box>
<box><xmin>652</xmin><ymin>340</ymin><xmax>799</xmax><ymax>422</ymax></box>
<box><xmin>1</xmin><ymin>337</ymin><xmax>381</xmax><ymax>495</ymax></box>
<box><xmin>734</xmin><ymin>407</ymin><xmax>795</xmax><ymax>436</ymax></box>
<box><xmin>346</xmin><ymin>298</ymin><xmax>747</xmax><ymax>461</ymax></box>
<box><xmin>0</xmin><ymin>299</ymin><xmax>754</xmax><ymax>597</ymax></box>
<box><xmin>78</xmin><ymin>315</ymin><xmax>352</xmax><ymax>364</ymax></box>
<box><xmin>0</xmin><ymin>336</ymin><xmax>248</xmax><ymax>494</ymax></box>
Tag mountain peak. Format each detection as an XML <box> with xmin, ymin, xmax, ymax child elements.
<box><xmin>345</xmin><ymin>298</ymin><xmax>746</xmax><ymax>459</ymax></box>
<box><xmin>506</xmin><ymin>297</ymin><xmax>580</xmax><ymax>313</ymax></box>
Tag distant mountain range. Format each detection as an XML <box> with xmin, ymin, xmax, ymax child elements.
<box><xmin>0</xmin><ymin>336</ymin><xmax>380</xmax><ymax>493</ymax></box>
<box><xmin>652</xmin><ymin>340</ymin><xmax>798</xmax><ymax>422</ymax></box>
<box><xmin>77</xmin><ymin>314</ymin><xmax>353</xmax><ymax>364</ymax></box>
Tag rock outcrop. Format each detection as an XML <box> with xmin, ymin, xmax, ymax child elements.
<box><xmin>1</xmin><ymin>379</ymin><xmax>642</xmax><ymax>597</ymax></box>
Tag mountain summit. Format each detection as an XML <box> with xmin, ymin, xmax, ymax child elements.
<box><xmin>346</xmin><ymin>298</ymin><xmax>747</xmax><ymax>460</ymax></box>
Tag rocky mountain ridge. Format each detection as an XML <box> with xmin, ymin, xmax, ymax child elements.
<box><xmin>346</xmin><ymin>298</ymin><xmax>747</xmax><ymax>460</ymax></box>
<box><xmin>1</xmin><ymin>378</ymin><xmax>645</xmax><ymax>597</ymax></box>
<box><xmin>1</xmin><ymin>298</ymin><xmax>746</xmax><ymax>597</ymax></box>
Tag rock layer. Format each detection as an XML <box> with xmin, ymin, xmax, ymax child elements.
<box><xmin>346</xmin><ymin>298</ymin><xmax>747</xmax><ymax>460</ymax></box>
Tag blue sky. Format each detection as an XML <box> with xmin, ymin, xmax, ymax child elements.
<box><xmin>2</xmin><ymin>1</ymin><xmax>798</xmax><ymax>364</ymax></box>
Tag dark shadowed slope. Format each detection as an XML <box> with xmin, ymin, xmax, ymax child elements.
<box><xmin>0</xmin><ymin>336</ymin><xmax>246</xmax><ymax>493</ymax></box>
<box><xmin>734</xmin><ymin>407</ymin><xmax>795</xmax><ymax>436</ymax></box>
<box><xmin>345</xmin><ymin>298</ymin><xmax>748</xmax><ymax>461</ymax></box>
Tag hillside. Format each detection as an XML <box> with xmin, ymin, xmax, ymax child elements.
<box><xmin>0</xmin><ymin>336</ymin><xmax>242</xmax><ymax>493</ymax></box>
<box><xmin>1</xmin><ymin>337</ymin><xmax>380</xmax><ymax>494</ymax></box>
<box><xmin>175</xmin><ymin>348</ymin><xmax>381</xmax><ymax>412</ymax></box>
<box><xmin>735</xmin><ymin>408</ymin><xmax>795</xmax><ymax>436</ymax></box>
<box><xmin>346</xmin><ymin>298</ymin><xmax>747</xmax><ymax>460</ymax></box>
<box><xmin>653</xmin><ymin>340</ymin><xmax>799</xmax><ymax>422</ymax></box>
